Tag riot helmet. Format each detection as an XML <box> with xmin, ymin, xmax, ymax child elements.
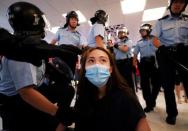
<box><xmin>90</xmin><ymin>10</ymin><xmax>108</xmax><ymax>26</ymax></box>
<box><xmin>117</xmin><ymin>27</ymin><xmax>129</xmax><ymax>39</ymax></box>
<box><xmin>168</xmin><ymin>0</ymin><xmax>188</xmax><ymax>12</ymax></box>
<box><xmin>8</xmin><ymin>2</ymin><xmax>46</xmax><ymax>37</ymax></box>
<box><xmin>64</xmin><ymin>11</ymin><xmax>79</xmax><ymax>28</ymax></box>
<box><xmin>139</xmin><ymin>23</ymin><xmax>152</xmax><ymax>37</ymax></box>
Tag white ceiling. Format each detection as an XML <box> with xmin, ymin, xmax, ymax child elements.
<box><xmin>0</xmin><ymin>0</ymin><xmax>187</xmax><ymax>43</ymax></box>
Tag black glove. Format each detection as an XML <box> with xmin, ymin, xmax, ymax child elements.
<box><xmin>59</xmin><ymin>44</ymin><xmax>82</xmax><ymax>55</ymax></box>
<box><xmin>55</xmin><ymin>106</ymin><xmax>74</xmax><ymax>126</ymax></box>
<box><xmin>114</xmin><ymin>44</ymin><xmax>119</xmax><ymax>49</ymax></box>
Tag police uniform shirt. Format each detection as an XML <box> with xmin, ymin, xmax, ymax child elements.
<box><xmin>134</xmin><ymin>37</ymin><xmax>157</xmax><ymax>58</ymax></box>
<box><xmin>87</xmin><ymin>23</ymin><xmax>105</xmax><ymax>47</ymax></box>
<box><xmin>0</xmin><ymin>57</ymin><xmax>44</xmax><ymax>96</ymax></box>
<box><xmin>54</xmin><ymin>27</ymin><xmax>85</xmax><ymax>47</ymax></box>
<box><xmin>114</xmin><ymin>38</ymin><xmax>133</xmax><ymax>60</ymax></box>
<box><xmin>151</xmin><ymin>14</ymin><xmax>188</xmax><ymax>46</ymax></box>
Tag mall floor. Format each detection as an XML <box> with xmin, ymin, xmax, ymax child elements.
<box><xmin>0</xmin><ymin>90</ymin><xmax>188</xmax><ymax>131</ymax></box>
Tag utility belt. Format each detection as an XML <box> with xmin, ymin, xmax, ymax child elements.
<box><xmin>166</xmin><ymin>43</ymin><xmax>188</xmax><ymax>52</ymax></box>
<box><xmin>156</xmin><ymin>43</ymin><xmax>188</xmax><ymax>72</ymax></box>
<box><xmin>0</xmin><ymin>93</ymin><xmax>20</xmax><ymax>109</ymax></box>
<box><xmin>0</xmin><ymin>93</ymin><xmax>9</xmax><ymax>105</ymax></box>
<box><xmin>141</xmin><ymin>56</ymin><xmax>155</xmax><ymax>64</ymax></box>
<box><xmin>116</xmin><ymin>57</ymin><xmax>132</xmax><ymax>64</ymax></box>
<box><xmin>164</xmin><ymin>44</ymin><xmax>188</xmax><ymax>60</ymax></box>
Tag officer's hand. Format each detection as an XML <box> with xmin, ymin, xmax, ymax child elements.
<box><xmin>55</xmin><ymin>106</ymin><xmax>73</xmax><ymax>126</ymax></box>
<box><xmin>114</xmin><ymin>44</ymin><xmax>119</xmax><ymax>49</ymax></box>
<box><xmin>59</xmin><ymin>44</ymin><xmax>82</xmax><ymax>55</ymax></box>
<box><xmin>107</xmin><ymin>40</ymin><xmax>114</xmax><ymax>47</ymax></box>
<box><xmin>56</xmin><ymin>123</ymin><xmax>65</xmax><ymax>131</ymax></box>
<box><xmin>153</xmin><ymin>36</ymin><xmax>160</xmax><ymax>48</ymax></box>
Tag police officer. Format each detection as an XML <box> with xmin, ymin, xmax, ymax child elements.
<box><xmin>151</xmin><ymin>0</ymin><xmax>188</xmax><ymax>125</ymax></box>
<box><xmin>114</xmin><ymin>27</ymin><xmax>135</xmax><ymax>92</ymax></box>
<box><xmin>51</xmin><ymin>10</ymin><xmax>86</xmax><ymax>48</ymax></box>
<box><xmin>0</xmin><ymin>2</ymin><xmax>73</xmax><ymax>131</ymax></box>
<box><xmin>87</xmin><ymin>10</ymin><xmax>108</xmax><ymax>48</ymax></box>
<box><xmin>133</xmin><ymin>23</ymin><xmax>161</xmax><ymax>113</ymax></box>
<box><xmin>51</xmin><ymin>10</ymin><xmax>86</xmax><ymax>76</ymax></box>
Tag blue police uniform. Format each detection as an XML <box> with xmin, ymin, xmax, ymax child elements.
<box><xmin>151</xmin><ymin>13</ymin><xmax>188</xmax><ymax>122</ymax></box>
<box><xmin>87</xmin><ymin>23</ymin><xmax>106</xmax><ymax>47</ymax></box>
<box><xmin>0</xmin><ymin>57</ymin><xmax>59</xmax><ymax>130</ymax></box>
<box><xmin>114</xmin><ymin>38</ymin><xmax>134</xmax><ymax>91</ymax></box>
<box><xmin>114</xmin><ymin>38</ymin><xmax>132</xmax><ymax>60</ymax></box>
<box><xmin>152</xmin><ymin>14</ymin><xmax>188</xmax><ymax>46</ymax></box>
<box><xmin>0</xmin><ymin>57</ymin><xmax>38</xmax><ymax>96</ymax></box>
<box><xmin>134</xmin><ymin>37</ymin><xmax>161</xmax><ymax>111</ymax></box>
<box><xmin>134</xmin><ymin>37</ymin><xmax>157</xmax><ymax>58</ymax></box>
<box><xmin>54</xmin><ymin>27</ymin><xmax>86</xmax><ymax>47</ymax></box>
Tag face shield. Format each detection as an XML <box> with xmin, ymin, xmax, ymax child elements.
<box><xmin>139</xmin><ymin>25</ymin><xmax>150</xmax><ymax>33</ymax></box>
<box><xmin>42</xmin><ymin>15</ymin><xmax>51</xmax><ymax>32</ymax></box>
<box><xmin>117</xmin><ymin>27</ymin><xmax>129</xmax><ymax>39</ymax></box>
<box><xmin>105</xmin><ymin>15</ymin><xmax>109</xmax><ymax>27</ymax></box>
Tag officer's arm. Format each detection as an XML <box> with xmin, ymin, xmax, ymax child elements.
<box><xmin>136</xmin><ymin>118</ymin><xmax>151</xmax><ymax>131</ymax></box>
<box><xmin>18</xmin><ymin>82</ymin><xmax>75</xmax><ymax>126</ymax></box>
<box><xmin>95</xmin><ymin>35</ymin><xmax>105</xmax><ymax>48</ymax></box>
<box><xmin>152</xmin><ymin>36</ymin><xmax>161</xmax><ymax>48</ymax></box>
<box><xmin>118</xmin><ymin>45</ymin><xmax>129</xmax><ymax>52</ymax></box>
<box><xmin>18</xmin><ymin>85</ymin><xmax>58</xmax><ymax>116</ymax></box>
<box><xmin>51</xmin><ymin>38</ymin><xmax>58</xmax><ymax>45</ymax></box>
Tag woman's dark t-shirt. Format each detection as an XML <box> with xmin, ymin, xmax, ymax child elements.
<box><xmin>74</xmin><ymin>88</ymin><xmax>145</xmax><ymax>131</ymax></box>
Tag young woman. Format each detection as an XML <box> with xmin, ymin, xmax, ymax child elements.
<box><xmin>57</xmin><ymin>47</ymin><xmax>151</xmax><ymax>131</ymax></box>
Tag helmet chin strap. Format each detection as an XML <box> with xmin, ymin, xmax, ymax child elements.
<box><xmin>170</xmin><ymin>10</ymin><xmax>183</xmax><ymax>17</ymax></box>
<box><xmin>141</xmin><ymin>33</ymin><xmax>150</xmax><ymax>39</ymax></box>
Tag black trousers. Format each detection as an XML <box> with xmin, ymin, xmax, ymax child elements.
<box><xmin>116</xmin><ymin>58</ymin><xmax>135</xmax><ymax>92</ymax></box>
<box><xmin>139</xmin><ymin>57</ymin><xmax>161</xmax><ymax>108</ymax></box>
<box><xmin>156</xmin><ymin>45</ymin><xmax>188</xmax><ymax>117</ymax></box>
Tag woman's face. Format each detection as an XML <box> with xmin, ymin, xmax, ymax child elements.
<box><xmin>85</xmin><ymin>49</ymin><xmax>112</xmax><ymax>73</ymax></box>
<box><xmin>171</xmin><ymin>0</ymin><xmax>186</xmax><ymax>14</ymax></box>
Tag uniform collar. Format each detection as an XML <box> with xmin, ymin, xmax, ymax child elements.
<box><xmin>65</xmin><ymin>27</ymin><xmax>80</xmax><ymax>34</ymax></box>
<box><xmin>169</xmin><ymin>13</ymin><xmax>184</xmax><ymax>20</ymax></box>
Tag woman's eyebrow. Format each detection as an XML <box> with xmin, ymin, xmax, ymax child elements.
<box><xmin>99</xmin><ymin>56</ymin><xmax>108</xmax><ymax>59</ymax></box>
<box><xmin>87</xmin><ymin>56</ymin><xmax>95</xmax><ymax>59</ymax></box>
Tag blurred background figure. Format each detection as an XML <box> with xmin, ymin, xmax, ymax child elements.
<box><xmin>87</xmin><ymin>10</ymin><xmax>108</xmax><ymax>48</ymax></box>
<box><xmin>51</xmin><ymin>10</ymin><xmax>86</xmax><ymax>48</ymax></box>
<box><xmin>133</xmin><ymin>23</ymin><xmax>161</xmax><ymax>113</ymax></box>
<box><xmin>175</xmin><ymin>71</ymin><xmax>188</xmax><ymax>104</ymax></box>
<box><xmin>113</xmin><ymin>27</ymin><xmax>135</xmax><ymax>92</ymax></box>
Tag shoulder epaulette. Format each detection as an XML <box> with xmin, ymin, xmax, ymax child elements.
<box><xmin>182</xmin><ymin>14</ymin><xmax>188</xmax><ymax>17</ymax></box>
<box><xmin>158</xmin><ymin>15</ymin><xmax>169</xmax><ymax>21</ymax></box>
<box><xmin>137</xmin><ymin>39</ymin><xmax>143</xmax><ymax>42</ymax></box>
<box><xmin>59</xmin><ymin>27</ymin><xmax>65</xmax><ymax>29</ymax></box>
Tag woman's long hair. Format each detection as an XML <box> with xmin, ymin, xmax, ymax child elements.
<box><xmin>75</xmin><ymin>47</ymin><xmax>136</xmax><ymax>113</ymax></box>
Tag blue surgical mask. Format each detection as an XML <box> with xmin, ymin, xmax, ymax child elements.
<box><xmin>85</xmin><ymin>64</ymin><xmax>110</xmax><ymax>88</ymax></box>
